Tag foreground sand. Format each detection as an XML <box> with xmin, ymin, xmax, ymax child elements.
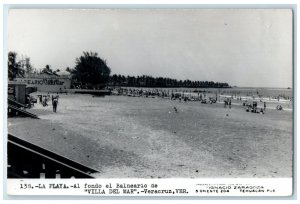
<box><xmin>8</xmin><ymin>94</ymin><xmax>293</xmax><ymax>178</ymax></box>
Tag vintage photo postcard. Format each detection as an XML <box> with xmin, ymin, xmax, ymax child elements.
<box><xmin>5</xmin><ymin>8</ymin><xmax>294</xmax><ymax>197</ymax></box>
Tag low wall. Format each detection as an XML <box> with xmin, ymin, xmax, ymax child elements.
<box><xmin>66</xmin><ymin>89</ymin><xmax>111</xmax><ymax>96</ymax></box>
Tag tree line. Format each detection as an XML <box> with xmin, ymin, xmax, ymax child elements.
<box><xmin>8</xmin><ymin>51</ymin><xmax>230</xmax><ymax>88</ymax></box>
<box><xmin>108</xmin><ymin>75</ymin><xmax>230</xmax><ymax>88</ymax></box>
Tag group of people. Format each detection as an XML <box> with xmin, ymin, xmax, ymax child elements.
<box><xmin>111</xmin><ymin>88</ymin><xmax>287</xmax><ymax>114</ymax></box>
<box><xmin>25</xmin><ymin>95</ymin><xmax>36</xmax><ymax>108</ymax></box>
<box><xmin>38</xmin><ymin>94</ymin><xmax>49</xmax><ymax>107</ymax></box>
<box><xmin>244</xmin><ymin>101</ymin><xmax>267</xmax><ymax>114</ymax></box>
<box><xmin>37</xmin><ymin>93</ymin><xmax>59</xmax><ymax>112</ymax></box>
<box><xmin>111</xmin><ymin>87</ymin><xmax>217</xmax><ymax>103</ymax></box>
<box><xmin>224</xmin><ymin>98</ymin><xmax>232</xmax><ymax>108</ymax></box>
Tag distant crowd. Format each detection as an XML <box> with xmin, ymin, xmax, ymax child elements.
<box><xmin>111</xmin><ymin>87</ymin><xmax>218</xmax><ymax>103</ymax></box>
<box><xmin>110</xmin><ymin>87</ymin><xmax>288</xmax><ymax>113</ymax></box>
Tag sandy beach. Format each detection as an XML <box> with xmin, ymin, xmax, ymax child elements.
<box><xmin>8</xmin><ymin>93</ymin><xmax>293</xmax><ymax>178</ymax></box>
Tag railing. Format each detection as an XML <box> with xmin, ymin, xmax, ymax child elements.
<box><xmin>7</xmin><ymin>134</ymin><xmax>99</xmax><ymax>178</ymax></box>
<box><xmin>8</xmin><ymin>104</ymin><xmax>39</xmax><ymax>118</ymax></box>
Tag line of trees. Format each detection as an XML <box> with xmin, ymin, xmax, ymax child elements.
<box><xmin>9</xmin><ymin>51</ymin><xmax>230</xmax><ymax>88</ymax></box>
<box><xmin>108</xmin><ymin>75</ymin><xmax>230</xmax><ymax>88</ymax></box>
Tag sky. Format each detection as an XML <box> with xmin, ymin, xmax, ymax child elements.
<box><xmin>8</xmin><ymin>9</ymin><xmax>293</xmax><ymax>87</ymax></box>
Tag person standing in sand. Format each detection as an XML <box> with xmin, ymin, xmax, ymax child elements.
<box><xmin>52</xmin><ymin>97</ymin><xmax>58</xmax><ymax>113</ymax></box>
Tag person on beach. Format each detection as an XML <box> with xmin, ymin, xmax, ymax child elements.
<box><xmin>276</xmin><ymin>105</ymin><xmax>283</xmax><ymax>111</ymax></box>
<box><xmin>52</xmin><ymin>97</ymin><xmax>58</xmax><ymax>112</ymax></box>
<box><xmin>42</xmin><ymin>96</ymin><xmax>48</xmax><ymax>107</ymax></box>
<box><xmin>26</xmin><ymin>95</ymin><xmax>32</xmax><ymax>108</ymax></box>
<box><xmin>38</xmin><ymin>95</ymin><xmax>42</xmax><ymax>104</ymax></box>
<box><xmin>260</xmin><ymin>108</ymin><xmax>264</xmax><ymax>114</ymax></box>
<box><xmin>253</xmin><ymin>101</ymin><xmax>257</xmax><ymax>113</ymax></box>
<box><xmin>264</xmin><ymin>102</ymin><xmax>267</xmax><ymax>112</ymax></box>
<box><xmin>246</xmin><ymin>106</ymin><xmax>250</xmax><ymax>112</ymax></box>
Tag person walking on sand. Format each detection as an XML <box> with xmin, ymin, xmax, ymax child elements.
<box><xmin>264</xmin><ymin>102</ymin><xmax>267</xmax><ymax>112</ymax></box>
<box><xmin>42</xmin><ymin>96</ymin><xmax>48</xmax><ymax>107</ymax></box>
<box><xmin>52</xmin><ymin>97</ymin><xmax>58</xmax><ymax>113</ymax></box>
<box><xmin>38</xmin><ymin>95</ymin><xmax>42</xmax><ymax>104</ymax></box>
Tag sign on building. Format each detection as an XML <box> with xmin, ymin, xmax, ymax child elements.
<box><xmin>16</xmin><ymin>73</ymin><xmax>71</xmax><ymax>93</ymax></box>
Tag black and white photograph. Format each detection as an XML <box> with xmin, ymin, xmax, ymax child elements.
<box><xmin>5</xmin><ymin>7</ymin><xmax>294</xmax><ymax>196</ymax></box>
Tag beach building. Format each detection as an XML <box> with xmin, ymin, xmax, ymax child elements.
<box><xmin>8</xmin><ymin>81</ymin><xmax>27</xmax><ymax>104</ymax></box>
<box><xmin>15</xmin><ymin>72</ymin><xmax>71</xmax><ymax>93</ymax></box>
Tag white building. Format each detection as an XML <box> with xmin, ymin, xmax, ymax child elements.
<box><xmin>16</xmin><ymin>72</ymin><xmax>71</xmax><ymax>93</ymax></box>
